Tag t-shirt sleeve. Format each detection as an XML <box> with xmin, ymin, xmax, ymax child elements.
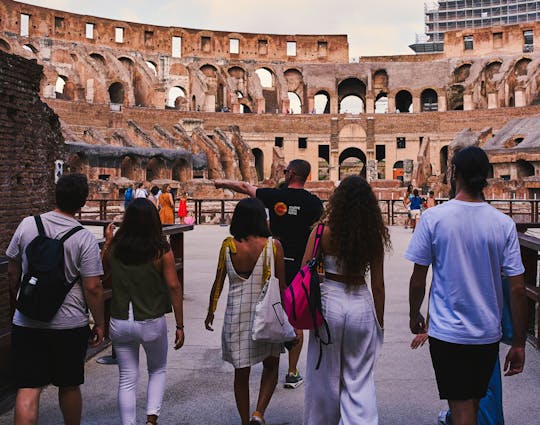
<box><xmin>404</xmin><ymin>214</ymin><xmax>432</xmax><ymax>266</ymax></box>
<box><xmin>501</xmin><ymin>224</ymin><xmax>525</xmax><ymax>277</ymax></box>
<box><xmin>79</xmin><ymin>232</ymin><xmax>104</xmax><ymax>277</ymax></box>
<box><xmin>5</xmin><ymin>220</ymin><xmax>25</xmax><ymax>260</ymax></box>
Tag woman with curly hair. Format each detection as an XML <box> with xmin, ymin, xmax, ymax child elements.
<box><xmin>302</xmin><ymin>175</ymin><xmax>390</xmax><ymax>425</ymax></box>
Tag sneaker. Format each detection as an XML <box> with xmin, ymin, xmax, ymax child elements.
<box><xmin>284</xmin><ymin>370</ymin><xmax>304</xmax><ymax>389</ymax></box>
<box><xmin>249</xmin><ymin>411</ymin><xmax>265</xmax><ymax>425</ymax></box>
<box><xmin>437</xmin><ymin>409</ymin><xmax>452</xmax><ymax>425</ymax></box>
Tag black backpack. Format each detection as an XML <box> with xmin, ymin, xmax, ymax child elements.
<box><xmin>16</xmin><ymin>215</ymin><xmax>84</xmax><ymax>322</ymax></box>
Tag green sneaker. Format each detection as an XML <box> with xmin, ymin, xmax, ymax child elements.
<box><xmin>284</xmin><ymin>370</ymin><xmax>304</xmax><ymax>389</ymax></box>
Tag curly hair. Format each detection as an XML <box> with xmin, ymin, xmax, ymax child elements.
<box><xmin>323</xmin><ymin>175</ymin><xmax>391</xmax><ymax>275</ymax></box>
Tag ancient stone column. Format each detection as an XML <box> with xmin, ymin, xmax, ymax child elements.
<box><xmin>403</xmin><ymin>159</ymin><xmax>414</xmax><ymax>185</ymax></box>
<box><xmin>366</xmin><ymin>159</ymin><xmax>378</xmax><ymax>182</ymax></box>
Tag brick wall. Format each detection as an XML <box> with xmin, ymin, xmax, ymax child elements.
<box><xmin>0</xmin><ymin>51</ymin><xmax>65</xmax><ymax>399</ymax></box>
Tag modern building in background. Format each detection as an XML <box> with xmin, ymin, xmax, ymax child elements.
<box><xmin>410</xmin><ymin>0</ymin><xmax>540</xmax><ymax>53</ymax></box>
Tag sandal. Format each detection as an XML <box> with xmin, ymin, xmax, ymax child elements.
<box><xmin>249</xmin><ymin>411</ymin><xmax>265</xmax><ymax>425</ymax></box>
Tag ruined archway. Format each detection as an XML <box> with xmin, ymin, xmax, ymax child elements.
<box><xmin>395</xmin><ymin>90</ymin><xmax>413</xmax><ymax>113</ymax></box>
<box><xmin>375</xmin><ymin>92</ymin><xmax>388</xmax><ymax>113</ymax></box>
<box><xmin>338</xmin><ymin>78</ymin><xmax>366</xmax><ymax>113</ymax></box>
<box><xmin>514</xmin><ymin>58</ymin><xmax>531</xmax><ymax>77</ymax></box>
<box><xmin>393</xmin><ymin>160</ymin><xmax>404</xmax><ymax>181</ymax></box>
<box><xmin>166</xmin><ymin>86</ymin><xmax>187</xmax><ymax>109</ymax></box>
<box><xmin>314</xmin><ymin>91</ymin><xmax>330</xmax><ymax>114</ymax></box>
<box><xmin>172</xmin><ymin>158</ymin><xmax>190</xmax><ymax>182</ymax></box>
<box><xmin>447</xmin><ymin>85</ymin><xmax>464</xmax><ymax>110</ymax></box>
<box><xmin>421</xmin><ymin>88</ymin><xmax>438</xmax><ymax>112</ymax></box>
<box><xmin>453</xmin><ymin>63</ymin><xmax>471</xmax><ymax>83</ymax></box>
<box><xmin>108</xmin><ymin>82</ymin><xmax>125</xmax><ymax>104</ymax></box>
<box><xmin>0</xmin><ymin>38</ymin><xmax>10</xmax><ymax>52</ymax></box>
<box><xmin>373</xmin><ymin>70</ymin><xmax>389</xmax><ymax>91</ymax></box>
<box><xmin>440</xmin><ymin>146</ymin><xmax>449</xmax><ymax>176</ymax></box>
<box><xmin>284</xmin><ymin>68</ymin><xmax>304</xmax><ymax>112</ymax></box>
<box><xmin>121</xmin><ymin>156</ymin><xmax>136</xmax><ymax>180</ymax></box>
<box><xmin>287</xmin><ymin>92</ymin><xmax>302</xmax><ymax>114</ymax></box>
<box><xmin>255</xmin><ymin>68</ymin><xmax>277</xmax><ymax>113</ymax></box>
<box><xmin>517</xmin><ymin>159</ymin><xmax>534</xmax><ymax>179</ymax></box>
<box><xmin>339</xmin><ymin>147</ymin><xmax>366</xmax><ymax>179</ymax></box>
<box><xmin>255</xmin><ymin>68</ymin><xmax>274</xmax><ymax>88</ymax></box>
<box><xmin>55</xmin><ymin>75</ymin><xmax>67</xmax><ymax>98</ymax></box>
<box><xmin>252</xmin><ymin>148</ymin><xmax>264</xmax><ymax>181</ymax></box>
<box><xmin>146</xmin><ymin>157</ymin><xmax>163</xmax><ymax>181</ymax></box>
<box><xmin>145</xmin><ymin>61</ymin><xmax>158</xmax><ymax>76</ymax></box>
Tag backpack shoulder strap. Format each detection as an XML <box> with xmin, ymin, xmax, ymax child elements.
<box><xmin>60</xmin><ymin>226</ymin><xmax>84</xmax><ymax>243</ymax></box>
<box><xmin>34</xmin><ymin>215</ymin><xmax>46</xmax><ymax>237</ymax></box>
<box><xmin>311</xmin><ymin>223</ymin><xmax>324</xmax><ymax>258</ymax></box>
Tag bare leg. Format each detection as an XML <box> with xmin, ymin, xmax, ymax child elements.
<box><xmin>14</xmin><ymin>387</ymin><xmax>42</xmax><ymax>425</ymax></box>
<box><xmin>448</xmin><ymin>399</ymin><xmax>479</xmax><ymax>425</ymax></box>
<box><xmin>288</xmin><ymin>329</ymin><xmax>303</xmax><ymax>374</ymax></box>
<box><xmin>255</xmin><ymin>356</ymin><xmax>279</xmax><ymax>416</ymax></box>
<box><xmin>59</xmin><ymin>386</ymin><xmax>82</xmax><ymax>425</ymax></box>
<box><xmin>234</xmin><ymin>367</ymin><xmax>251</xmax><ymax>425</ymax></box>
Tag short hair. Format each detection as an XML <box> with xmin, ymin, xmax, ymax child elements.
<box><xmin>288</xmin><ymin>159</ymin><xmax>311</xmax><ymax>182</ymax></box>
<box><xmin>452</xmin><ymin>146</ymin><xmax>490</xmax><ymax>195</ymax></box>
<box><xmin>150</xmin><ymin>186</ymin><xmax>159</xmax><ymax>196</ymax></box>
<box><xmin>429</xmin><ymin>191</ymin><xmax>434</xmax><ymax>196</ymax></box>
<box><xmin>413</xmin><ymin>189</ymin><xmax>419</xmax><ymax>196</ymax></box>
<box><xmin>230</xmin><ymin>198</ymin><xmax>270</xmax><ymax>241</ymax></box>
<box><xmin>55</xmin><ymin>173</ymin><xmax>89</xmax><ymax>214</ymax></box>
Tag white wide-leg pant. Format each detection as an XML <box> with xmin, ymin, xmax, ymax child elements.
<box><xmin>303</xmin><ymin>280</ymin><xmax>383</xmax><ymax>425</ymax></box>
<box><xmin>110</xmin><ymin>315</ymin><xmax>168</xmax><ymax>425</ymax></box>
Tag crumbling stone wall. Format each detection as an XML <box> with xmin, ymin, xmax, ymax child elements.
<box><xmin>0</xmin><ymin>50</ymin><xmax>65</xmax><ymax>396</ymax></box>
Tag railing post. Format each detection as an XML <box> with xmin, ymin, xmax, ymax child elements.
<box><xmin>509</xmin><ymin>200</ymin><xmax>513</xmax><ymax>218</ymax></box>
<box><xmin>390</xmin><ymin>200</ymin><xmax>395</xmax><ymax>225</ymax></box>
<box><xmin>220</xmin><ymin>200</ymin><xmax>226</xmax><ymax>225</ymax></box>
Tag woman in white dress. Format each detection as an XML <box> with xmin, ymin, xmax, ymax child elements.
<box><xmin>302</xmin><ymin>175</ymin><xmax>390</xmax><ymax>425</ymax></box>
<box><xmin>205</xmin><ymin>198</ymin><xmax>286</xmax><ymax>425</ymax></box>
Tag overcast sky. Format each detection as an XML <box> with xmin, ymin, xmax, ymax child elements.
<box><xmin>20</xmin><ymin>0</ymin><xmax>427</xmax><ymax>59</ymax></box>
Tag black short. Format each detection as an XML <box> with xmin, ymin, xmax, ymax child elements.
<box><xmin>11</xmin><ymin>325</ymin><xmax>90</xmax><ymax>388</ymax></box>
<box><xmin>429</xmin><ymin>336</ymin><xmax>499</xmax><ymax>400</ymax></box>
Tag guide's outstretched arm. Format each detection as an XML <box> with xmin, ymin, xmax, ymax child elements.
<box><xmin>214</xmin><ymin>179</ymin><xmax>257</xmax><ymax>197</ymax></box>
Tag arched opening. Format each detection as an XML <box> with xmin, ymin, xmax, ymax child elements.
<box><xmin>240</xmin><ymin>103</ymin><xmax>251</xmax><ymax>113</ymax></box>
<box><xmin>90</xmin><ymin>53</ymin><xmax>105</xmax><ymax>67</ymax></box>
<box><xmin>421</xmin><ymin>89</ymin><xmax>438</xmax><ymax>112</ymax></box>
<box><xmin>228</xmin><ymin>66</ymin><xmax>246</xmax><ymax>79</ymax></box>
<box><xmin>252</xmin><ymin>148</ymin><xmax>264</xmax><ymax>181</ymax></box>
<box><xmin>318</xmin><ymin>157</ymin><xmax>330</xmax><ymax>180</ymax></box>
<box><xmin>166</xmin><ymin>86</ymin><xmax>187</xmax><ymax>109</ymax></box>
<box><xmin>145</xmin><ymin>61</ymin><xmax>157</xmax><ymax>76</ymax></box>
<box><xmin>314</xmin><ymin>91</ymin><xmax>330</xmax><ymax>114</ymax></box>
<box><xmin>453</xmin><ymin>64</ymin><xmax>471</xmax><ymax>83</ymax></box>
<box><xmin>108</xmin><ymin>82</ymin><xmax>125</xmax><ymax>104</ymax></box>
<box><xmin>23</xmin><ymin>44</ymin><xmax>37</xmax><ymax>53</ymax></box>
<box><xmin>172</xmin><ymin>158</ymin><xmax>190</xmax><ymax>182</ymax></box>
<box><xmin>375</xmin><ymin>92</ymin><xmax>388</xmax><ymax>113</ymax></box>
<box><xmin>55</xmin><ymin>76</ymin><xmax>67</xmax><ymax>98</ymax></box>
<box><xmin>121</xmin><ymin>156</ymin><xmax>136</xmax><ymax>180</ymax></box>
<box><xmin>517</xmin><ymin>160</ymin><xmax>534</xmax><ymax>179</ymax></box>
<box><xmin>440</xmin><ymin>146</ymin><xmax>448</xmax><ymax>175</ymax></box>
<box><xmin>287</xmin><ymin>92</ymin><xmax>302</xmax><ymax>114</ymax></box>
<box><xmin>146</xmin><ymin>157</ymin><xmax>163</xmax><ymax>181</ymax></box>
<box><xmin>392</xmin><ymin>160</ymin><xmax>404</xmax><ymax>181</ymax></box>
<box><xmin>67</xmin><ymin>153</ymin><xmax>87</xmax><ymax>174</ymax></box>
<box><xmin>339</xmin><ymin>147</ymin><xmax>366</xmax><ymax>179</ymax></box>
<box><xmin>514</xmin><ymin>58</ymin><xmax>531</xmax><ymax>77</ymax></box>
<box><xmin>395</xmin><ymin>90</ymin><xmax>413</xmax><ymax>113</ymax></box>
<box><xmin>118</xmin><ymin>56</ymin><xmax>134</xmax><ymax>73</ymax></box>
<box><xmin>485</xmin><ymin>61</ymin><xmax>502</xmax><ymax>81</ymax></box>
<box><xmin>255</xmin><ymin>68</ymin><xmax>273</xmax><ymax>88</ymax></box>
<box><xmin>0</xmin><ymin>38</ymin><xmax>10</xmax><ymax>52</ymax></box>
<box><xmin>447</xmin><ymin>85</ymin><xmax>464</xmax><ymax>110</ymax></box>
<box><xmin>338</xmin><ymin>78</ymin><xmax>366</xmax><ymax>114</ymax></box>
<box><xmin>192</xmin><ymin>95</ymin><xmax>197</xmax><ymax>111</ymax></box>
<box><xmin>373</xmin><ymin>69</ymin><xmax>389</xmax><ymax>90</ymax></box>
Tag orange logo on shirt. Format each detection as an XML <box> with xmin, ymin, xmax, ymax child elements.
<box><xmin>274</xmin><ymin>202</ymin><xmax>288</xmax><ymax>216</ymax></box>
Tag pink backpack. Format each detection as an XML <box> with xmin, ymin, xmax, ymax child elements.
<box><xmin>284</xmin><ymin>224</ymin><xmax>331</xmax><ymax>368</ymax></box>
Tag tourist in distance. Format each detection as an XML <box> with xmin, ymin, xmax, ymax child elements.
<box><xmin>205</xmin><ymin>198</ymin><xmax>286</xmax><ymax>425</ymax></box>
<box><xmin>409</xmin><ymin>188</ymin><xmax>422</xmax><ymax>231</ymax></box>
<box><xmin>403</xmin><ymin>183</ymin><xmax>413</xmax><ymax>229</ymax></box>
<box><xmin>6</xmin><ymin>174</ymin><xmax>105</xmax><ymax>425</ymax></box>
<box><xmin>148</xmin><ymin>185</ymin><xmax>160</xmax><ymax>209</ymax></box>
<box><xmin>102</xmin><ymin>198</ymin><xmax>185</xmax><ymax>425</ymax></box>
<box><xmin>135</xmin><ymin>182</ymin><xmax>148</xmax><ymax>198</ymax></box>
<box><xmin>124</xmin><ymin>184</ymin><xmax>134</xmax><ymax>210</ymax></box>
<box><xmin>426</xmin><ymin>190</ymin><xmax>436</xmax><ymax>209</ymax></box>
<box><xmin>406</xmin><ymin>146</ymin><xmax>529</xmax><ymax>425</ymax></box>
<box><xmin>177</xmin><ymin>192</ymin><xmax>188</xmax><ymax>223</ymax></box>
<box><xmin>301</xmin><ymin>175</ymin><xmax>388</xmax><ymax>425</ymax></box>
<box><xmin>158</xmin><ymin>183</ymin><xmax>175</xmax><ymax>224</ymax></box>
<box><xmin>214</xmin><ymin>159</ymin><xmax>323</xmax><ymax>389</ymax></box>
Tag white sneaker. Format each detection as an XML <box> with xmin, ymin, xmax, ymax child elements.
<box><xmin>438</xmin><ymin>409</ymin><xmax>451</xmax><ymax>425</ymax></box>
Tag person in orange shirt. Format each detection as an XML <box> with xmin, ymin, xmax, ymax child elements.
<box><xmin>158</xmin><ymin>184</ymin><xmax>174</xmax><ymax>224</ymax></box>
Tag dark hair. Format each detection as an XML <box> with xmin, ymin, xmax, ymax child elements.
<box><xmin>230</xmin><ymin>198</ymin><xmax>270</xmax><ymax>241</ymax></box>
<box><xmin>288</xmin><ymin>159</ymin><xmax>311</xmax><ymax>182</ymax></box>
<box><xmin>429</xmin><ymin>191</ymin><xmax>434</xmax><ymax>196</ymax></box>
<box><xmin>55</xmin><ymin>173</ymin><xmax>89</xmax><ymax>214</ymax></box>
<box><xmin>407</xmin><ymin>184</ymin><xmax>413</xmax><ymax>193</ymax></box>
<box><xmin>413</xmin><ymin>189</ymin><xmax>419</xmax><ymax>196</ymax></box>
<box><xmin>150</xmin><ymin>186</ymin><xmax>159</xmax><ymax>196</ymax></box>
<box><xmin>452</xmin><ymin>146</ymin><xmax>490</xmax><ymax>195</ymax></box>
<box><xmin>323</xmin><ymin>175</ymin><xmax>391</xmax><ymax>275</ymax></box>
<box><xmin>110</xmin><ymin>198</ymin><xmax>170</xmax><ymax>265</ymax></box>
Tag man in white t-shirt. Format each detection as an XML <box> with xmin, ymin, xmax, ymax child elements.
<box><xmin>6</xmin><ymin>174</ymin><xmax>104</xmax><ymax>425</ymax></box>
<box><xmin>405</xmin><ymin>147</ymin><xmax>528</xmax><ymax>425</ymax></box>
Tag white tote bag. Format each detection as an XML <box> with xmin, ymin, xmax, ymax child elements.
<box><xmin>252</xmin><ymin>238</ymin><xmax>296</xmax><ymax>342</ymax></box>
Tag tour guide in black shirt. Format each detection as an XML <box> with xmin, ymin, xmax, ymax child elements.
<box><xmin>214</xmin><ymin>159</ymin><xmax>323</xmax><ymax>389</ymax></box>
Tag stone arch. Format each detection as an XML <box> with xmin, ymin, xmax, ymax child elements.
<box><xmin>108</xmin><ymin>82</ymin><xmax>125</xmax><ymax>104</ymax></box>
<box><xmin>314</xmin><ymin>90</ymin><xmax>330</xmax><ymax>114</ymax></box>
<box><xmin>172</xmin><ymin>158</ymin><xmax>190</xmax><ymax>182</ymax></box>
<box><xmin>338</xmin><ymin>77</ymin><xmax>366</xmax><ymax>113</ymax></box>
<box><xmin>255</xmin><ymin>68</ymin><xmax>274</xmax><ymax>88</ymax></box>
<box><xmin>373</xmin><ymin>69</ymin><xmax>389</xmax><ymax>90</ymax></box>
<box><xmin>145</xmin><ymin>61</ymin><xmax>158</xmax><ymax>76</ymax></box>
<box><xmin>166</xmin><ymin>86</ymin><xmax>187</xmax><ymax>109</ymax></box>
<box><xmin>23</xmin><ymin>44</ymin><xmax>37</xmax><ymax>54</ymax></box>
<box><xmin>55</xmin><ymin>75</ymin><xmax>67</xmax><ymax>97</ymax></box>
<box><xmin>287</xmin><ymin>92</ymin><xmax>302</xmax><ymax>114</ymax></box>
<box><xmin>517</xmin><ymin>159</ymin><xmax>534</xmax><ymax>179</ymax></box>
<box><xmin>447</xmin><ymin>85</ymin><xmax>464</xmax><ymax>110</ymax></box>
<box><xmin>118</xmin><ymin>56</ymin><xmax>134</xmax><ymax>69</ymax></box>
<box><xmin>228</xmin><ymin>66</ymin><xmax>246</xmax><ymax>79</ymax></box>
<box><xmin>90</xmin><ymin>53</ymin><xmax>106</xmax><ymax>66</ymax></box>
<box><xmin>453</xmin><ymin>63</ymin><xmax>471</xmax><ymax>83</ymax></box>
<box><xmin>392</xmin><ymin>160</ymin><xmax>404</xmax><ymax>181</ymax></box>
<box><xmin>146</xmin><ymin>157</ymin><xmax>164</xmax><ymax>181</ymax></box>
<box><xmin>339</xmin><ymin>147</ymin><xmax>366</xmax><ymax>179</ymax></box>
<box><xmin>395</xmin><ymin>90</ymin><xmax>413</xmax><ymax>113</ymax></box>
<box><xmin>0</xmin><ymin>38</ymin><xmax>10</xmax><ymax>52</ymax></box>
<box><xmin>514</xmin><ymin>58</ymin><xmax>531</xmax><ymax>77</ymax></box>
<box><xmin>252</xmin><ymin>148</ymin><xmax>264</xmax><ymax>181</ymax></box>
<box><xmin>440</xmin><ymin>146</ymin><xmax>449</xmax><ymax>175</ymax></box>
<box><xmin>485</xmin><ymin>60</ymin><xmax>502</xmax><ymax>82</ymax></box>
<box><xmin>121</xmin><ymin>156</ymin><xmax>136</xmax><ymax>180</ymax></box>
<box><xmin>200</xmin><ymin>64</ymin><xmax>218</xmax><ymax>78</ymax></box>
<box><xmin>256</xmin><ymin>68</ymin><xmax>278</xmax><ymax>113</ymax></box>
<box><xmin>421</xmin><ymin>88</ymin><xmax>438</xmax><ymax>112</ymax></box>
<box><xmin>375</xmin><ymin>92</ymin><xmax>388</xmax><ymax>113</ymax></box>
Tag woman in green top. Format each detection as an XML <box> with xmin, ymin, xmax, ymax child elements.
<box><xmin>103</xmin><ymin>198</ymin><xmax>184</xmax><ymax>425</ymax></box>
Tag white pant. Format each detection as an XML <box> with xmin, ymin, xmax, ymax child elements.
<box><xmin>110</xmin><ymin>315</ymin><xmax>168</xmax><ymax>425</ymax></box>
<box><xmin>303</xmin><ymin>280</ymin><xmax>383</xmax><ymax>425</ymax></box>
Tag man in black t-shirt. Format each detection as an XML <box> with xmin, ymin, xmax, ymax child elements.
<box><xmin>215</xmin><ymin>159</ymin><xmax>323</xmax><ymax>389</ymax></box>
